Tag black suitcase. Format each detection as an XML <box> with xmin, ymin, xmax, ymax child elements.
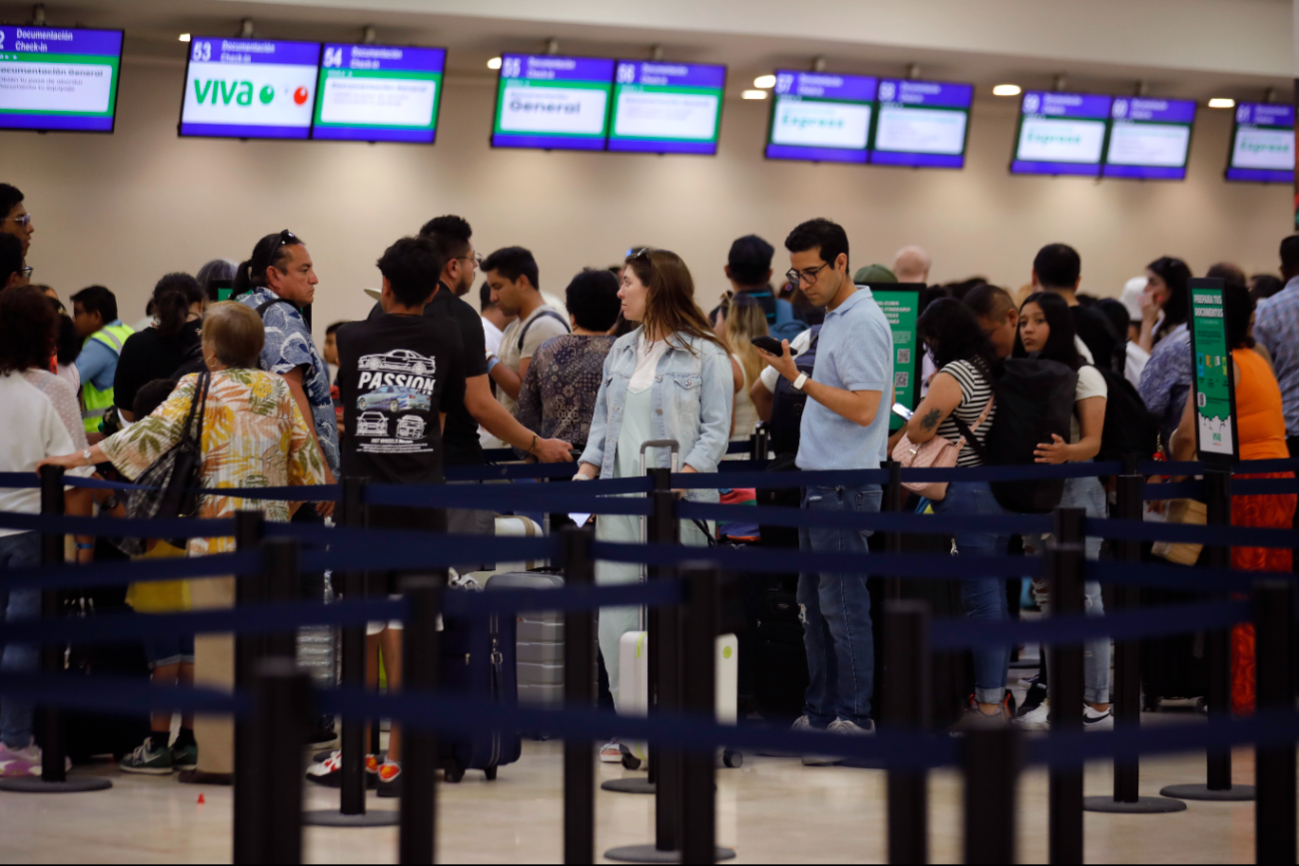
<box><xmin>59</xmin><ymin>597</ymin><xmax>152</xmax><ymax>763</ymax></box>
<box><xmin>752</xmin><ymin>580</ymin><xmax>808</xmax><ymax>723</ymax></box>
<box><xmin>1140</xmin><ymin>586</ymin><xmax>1210</xmax><ymax>711</ymax></box>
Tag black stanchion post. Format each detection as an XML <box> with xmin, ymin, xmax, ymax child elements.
<box><xmin>963</xmin><ymin>726</ymin><xmax>1019</xmax><ymax>865</ymax></box>
<box><xmin>650</xmin><ymin>482</ymin><xmax>682</xmax><ymax>850</ymax></box>
<box><xmin>1047</xmin><ymin>508</ymin><xmax>1084</xmax><ymax>865</ymax></box>
<box><xmin>749</xmin><ymin>426</ymin><xmax>768</xmax><ymax>463</ymax></box>
<box><xmin>262</xmin><ymin>537</ymin><xmax>300</xmax><ymax>660</ymax></box>
<box><xmin>244</xmin><ymin>658</ymin><xmax>310</xmax><ymax>865</ymax></box>
<box><xmin>562</xmin><ymin>527</ymin><xmax>596</xmax><ymax>865</ymax></box>
<box><xmin>885</xmin><ymin>599</ymin><xmax>930</xmax><ymax>864</ymax></box>
<box><xmin>232</xmin><ymin>510</ymin><xmax>265</xmax><ymax>859</ymax></box>
<box><xmin>1254</xmin><ymin>580</ymin><xmax>1295</xmax><ymax>865</ymax></box>
<box><xmin>883</xmin><ymin>460</ymin><xmax>903</xmax><ymax>603</ymax></box>
<box><xmin>399</xmin><ymin>575</ymin><xmax>443</xmax><ymax>865</ymax></box>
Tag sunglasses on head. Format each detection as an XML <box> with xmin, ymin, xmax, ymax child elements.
<box><xmin>267</xmin><ymin>229</ymin><xmax>298</xmax><ymax>270</ymax></box>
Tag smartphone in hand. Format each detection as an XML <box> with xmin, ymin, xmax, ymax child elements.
<box><xmin>891</xmin><ymin>402</ymin><xmax>914</xmax><ymax>420</ymax></box>
<box><xmin>751</xmin><ymin>336</ymin><xmax>797</xmax><ymax>357</ymax></box>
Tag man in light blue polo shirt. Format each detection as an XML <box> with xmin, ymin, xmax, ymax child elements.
<box><xmin>756</xmin><ymin>218</ymin><xmax>892</xmax><ymax>760</ymax></box>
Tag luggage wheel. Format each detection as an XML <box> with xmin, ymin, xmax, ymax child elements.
<box><xmin>444</xmin><ymin>759</ymin><xmax>466</xmax><ymax>784</ymax></box>
<box><xmin>722</xmin><ymin>749</ymin><xmax>743</xmax><ymax>769</ymax></box>
<box><xmin>621</xmin><ymin>753</ymin><xmax>642</xmax><ymax>771</ymax></box>
<box><xmin>484</xmin><ymin>766</ymin><xmax>498</xmax><ymax>781</ymax></box>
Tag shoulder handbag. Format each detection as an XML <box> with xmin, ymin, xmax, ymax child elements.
<box><xmin>890</xmin><ymin>396</ymin><xmax>993</xmax><ymax>502</ymax></box>
<box><xmin>114</xmin><ymin>372</ymin><xmax>211</xmax><ymax>555</ymax></box>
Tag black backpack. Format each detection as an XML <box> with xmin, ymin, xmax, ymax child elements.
<box><xmin>1097</xmin><ymin>368</ymin><xmax>1162</xmax><ymax>463</ymax></box>
<box><xmin>977</xmin><ymin>357</ymin><xmax>1077</xmax><ymax>514</ymax></box>
<box><xmin>767</xmin><ymin>326</ymin><xmax>821</xmax><ymax>456</ymax></box>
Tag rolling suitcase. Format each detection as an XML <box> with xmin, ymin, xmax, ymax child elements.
<box><xmin>486</xmin><ymin>571</ymin><xmax>565</xmax><ymax>714</ymax></box>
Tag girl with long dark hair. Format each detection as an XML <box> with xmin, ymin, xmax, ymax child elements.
<box><xmin>1137</xmin><ymin>256</ymin><xmax>1191</xmax><ymax>353</ymax></box>
<box><xmin>113</xmin><ymin>273</ymin><xmax>205</xmax><ymax>422</ymax></box>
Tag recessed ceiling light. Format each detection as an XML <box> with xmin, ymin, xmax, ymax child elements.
<box><xmin>1207</xmin><ymin>97</ymin><xmax>1236</xmax><ymax>109</ymax></box>
<box><xmin>487</xmin><ymin>56</ymin><xmax>502</xmax><ymax>70</ymax></box>
<box><xmin>742</xmin><ymin>89</ymin><xmax>768</xmax><ymax>100</ymax></box>
<box><xmin>178</xmin><ymin>33</ymin><xmax>191</xmax><ymax>43</ymax></box>
<box><xmin>992</xmin><ymin>84</ymin><xmax>1021</xmax><ymax>97</ymax></box>
<box><xmin>753</xmin><ymin>74</ymin><xmax>776</xmax><ymax>89</ymax></box>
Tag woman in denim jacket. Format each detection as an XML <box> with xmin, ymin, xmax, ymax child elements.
<box><xmin>576</xmin><ymin>249</ymin><xmax>732</xmax><ymax>760</ymax></box>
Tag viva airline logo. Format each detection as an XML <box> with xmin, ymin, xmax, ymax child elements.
<box><xmin>193</xmin><ymin>79</ymin><xmax>309</xmax><ymax>107</ymax></box>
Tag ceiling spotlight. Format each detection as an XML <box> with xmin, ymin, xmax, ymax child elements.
<box><xmin>178</xmin><ymin>33</ymin><xmax>191</xmax><ymax>43</ymax></box>
<box><xmin>1207</xmin><ymin>97</ymin><xmax>1236</xmax><ymax>109</ymax></box>
<box><xmin>487</xmin><ymin>56</ymin><xmax>502</xmax><ymax>70</ymax></box>
<box><xmin>742</xmin><ymin>89</ymin><xmax>768</xmax><ymax>100</ymax></box>
<box><xmin>753</xmin><ymin>74</ymin><xmax>776</xmax><ymax>89</ymax></box>
<box><xmin>992</xmin><ymin>84</ymin><xmax>1022</xmax><ymax>97</ymax></box>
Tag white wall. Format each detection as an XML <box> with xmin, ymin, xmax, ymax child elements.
<box><xmin>3</xmin><ymin>57</ymin><xmax>1290</xmax><ymax>337</ymax></box>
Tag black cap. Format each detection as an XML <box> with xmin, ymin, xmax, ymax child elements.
<box><xmin>728</xmin><ymin>235</ymin><xmax>775</xmax><ymax>286</ymax></box>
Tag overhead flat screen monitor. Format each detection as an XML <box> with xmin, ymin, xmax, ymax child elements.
<box><xmin>1011</xmin><ymin>91</ymin><xmax>1113</xmax><ymax>177</ymax></box>
<box><xmin>1226</xmin><ymin>102</ymin><xmax>1294</xmax><ymax>184</ymax></box>
<box><xmin>0</xmin><ymin>26</ymin><xmax>123</xmax><ymax>132</ymax></box>
<box><xmin>607</xmin><ymin>61</ymin><xmax>726</xmax><ymax>155</ymax></box>
<box><xmin>765</xmin><ymin>71</ymin><xmax>877</xmax><ymax>164</ymax></box>
<box><xmin>1102</xmin><ymin>97</ymin><xmax>1196</xmax><ymax>180</ymax></box>
<box><xmin>491</xmin><ymin>54</ymin><xmax>615</xmax><ymax>151</ymax></box>
<box><xmin>180</xmin><ymin>37</ymin><xmax>321</xmax><ymax>139</ymax></box>
<box><xmin>870</xmin><ymin>79</ymin><xmax>973</xmax><ymax>169</ymax></box>
<box><xmin>312</xmin><ymin>44</ymin><xmax>445</xmax><ymax>143</ymax></box>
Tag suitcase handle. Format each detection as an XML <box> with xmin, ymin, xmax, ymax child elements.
<box><xmin>639</xmin><ymin>439</ymin><xmax>680</xmax><ymax>475</ymax></box>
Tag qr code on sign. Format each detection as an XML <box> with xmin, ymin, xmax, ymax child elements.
<box><xmin>897</xmin><ymin>349</ymin><xmax>911</xmax><ymax>365</ymax></box>
<box><xmin>894</xmin><ymin>372</ymin><xmax>909</xmax><ymax>388</ymax></box>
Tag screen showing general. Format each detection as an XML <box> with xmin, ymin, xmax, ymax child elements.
<box><xmin>1226</xmin><ymin>103</ymin><xmax>1294</xmax><ymax>184</ymax></box>
<box><xmin>870</xmin><ymin>79</ymin><xmax>972</xmax><ymax>168</ymax></box>
<box><xmin>1011</xmin><ymin>91</ymin><xmax>1113</xmax><ymax>177</ymax></box>
<box><xmin>766</xmin><ymin>71</ymin><xmax>877</xmax><ymax>164</ymax></box>
<box><xmin>606</xmin><ymin>61</ymin><xmax>725</xmax><ymax>155</ymax></box>
<box><xmin>492</xmin><ymin>54</ymin><xmax>614</xmax><ymax>151</ymax></box>
<box><xmin>312</xmin><ymin>44</ymin><xmax>445</xmax><ymax>143</ymax></box>
<box><xmin>0</xmin><ymin>26</ymin><xmax>122</xmax><ymax>132</ymax></box>
<box><xmin>180</xmin><ymin>38</ymin><xmax>321</xmax><ymax>139</ymax></box>
<box><xmin>1102</xmin><ymin>97</ymin><xmax>1196</xmax><ymax>180</ymax></box>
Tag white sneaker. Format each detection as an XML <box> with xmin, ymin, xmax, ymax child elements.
<box><xmin>791</xmin><ymin>715</ymin><xmax>813</xmax><ymax>734</ymax></box>
<box><xmin>803</xmin><ymin>718</ymin><xmax>873</xmax><ymax>766</ymax></box>
<box><xmin>1083</xmin><ymin>704</ymin><xmax>1114</xmax><ymax>731</ymax></box>
<box><xmin>1013</xmin><ymin>702</ymin><xmax>1051</xmax><ymax>731</ymax></box>
<box><xmin>599</xmin><ymin>739</ymin><xmax>623</xmax><ymax>764</ymax></box>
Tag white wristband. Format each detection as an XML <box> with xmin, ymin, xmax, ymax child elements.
<box><xmin>792</xmin><ymin>372</ymin><xmax>809</xmax><ymax>392</ymax></box>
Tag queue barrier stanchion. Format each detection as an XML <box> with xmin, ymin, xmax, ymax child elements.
<box><xmin>242</xmin><ymin>658</ymin><xmax>311</xmax><ymax>865</ymax></box>
<box><xmin>399</xmin><ymin>574</ymin><xmax>443</xmax><ymax>865</ymax></box>
<box><xmin>883</xmin><ymin>460</ymin><xmax>903</xmax><ymax>603</ymax></box>
<box><xmin>233</xmin><ymin>510</ymin><xmax>266</xmax><ymax>860</ymax></box>
<box><xmin>885</xmin><ymin>599</ymin><xmax>930</xmax><ymax>865</ymax></box>
<box><xmin>0</xmin><ymin>464</ymin><xmax>111</xmax><ymax>794</ymax></box>
<box><xmin>1047</xmin><ymin>508</ymin><xmax>1084</xmax><ymax>866</ymax></box>
<box><xmin>1083</xmin><ymin>464</ymin><xmax>1186</xmax><ymax>815</ymax></box>
<box><xmin>963</xmin><ymin>726</ymin><xmax>1020</xmax><ymax>865</ymax></box>
<box><xmin>304</xmin><ymin>477</ymin><xmax>399</xmax><ymax>828</ymax></box>
<box><xmin>1253</xmin><ymin>579</ymin><xmax>1296</xmax><ymax>865</ymax></box>
<box><xmin>749</xmin><ymin>426</ymin><xmax>768</xmax><ymax>463</ymax></box>
<box><xmin>1160</xmin><ymin>469</ymin><xmax>1256</xmax><ymax>802</ymax></box>
<box><xmin>562</xmin><ymin>527</ymin><xmax>596</xmax><ymax>865</ymax></box>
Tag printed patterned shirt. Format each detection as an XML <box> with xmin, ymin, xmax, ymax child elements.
<box><xmin>514</xmin><ymin>334</ymin><xmax>616</xmax><ymax>457</ymax></box>
<box><xmin>1253</xmin><ymin>277</ymin><xmax>1299</xmax><ymax>438</ymax></box>
<box><xmin>1137</xmin><ymin>322</ymin><xmax>1191</xmax><ymax>448</ymax></box>
<box><xmin>238</xmin><ymin>287</ymin><xmax>340</xmax><ymax>475</ymax></box>
<box><xmin>100</xmin><ymin>369</ymin><xmax>326</xmax><ymax>556</ymax></box>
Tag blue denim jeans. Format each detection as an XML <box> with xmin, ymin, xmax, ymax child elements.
<box><xmin>932</xmin><ymin>481</ymin><xmax>1011</xmax><ymax>705</ymax></box>
<box><xmin>797</xmin><ymin>484</ymin><xmax>881</xmax><ymax>728</ymax></box>
<box><xmin>0</xmin><ymin>532</ymin><xmax>41</xmax><ymax>749</ymax></box>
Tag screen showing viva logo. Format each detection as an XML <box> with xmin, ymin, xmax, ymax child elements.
<box><xmin>180</xmin><ymin>38</ymin><xmax>321</xmax><ymax>139</ymax></box>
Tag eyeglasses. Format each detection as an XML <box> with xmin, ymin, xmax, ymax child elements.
<box><xmin>785</xmin><ymin>262</ymin><xmax>830</xmax><ymax>286</ymax></box>
<box><xmin>459</xmin><ymin>253</ymin><xmax>483</xmax><ymax>267</ymax></box>
<box><xmin>628</xmin><ymin>247</ymin><xmax>653</xmax><ymax>260</ymax></box>
<box><xmin>19</xmin><ymin>265</ymin><xmax>32</xmax><ymax>280</ymax></box>
<box><xmin>267</xmin><ymin>229</ymin><xmax>298</xmax><ymax>271</ymax></box>
<box><xmin>10</xmin><ymin>214</ymin><xmax>31</xmax><ymax>229</ymax></box>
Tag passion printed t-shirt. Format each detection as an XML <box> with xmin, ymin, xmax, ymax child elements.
<box><xmin>336</xmin><ymin>313</ymin><xmax>466</xmax><ymax>491</ymax></box>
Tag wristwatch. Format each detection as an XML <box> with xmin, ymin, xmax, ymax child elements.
<box><xmin>792</xmin><ymin>372</ymin><xmax>809</xmax><ymax>393</ymax></box>
<box><xmin>82</xmin><ymin>448</ymin><xmax>94</xmax><ymax>466</ymax></box>
<box><xmin>101</xmin><ymin>493</ymin><xmax>120</xmax><ymax>511</ymax></box>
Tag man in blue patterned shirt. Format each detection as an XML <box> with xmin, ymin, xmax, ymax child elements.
<box><xmin>1253</xmin><ymin>234</ymin><xmax>1299</xmax><ymax>455</ymax></box>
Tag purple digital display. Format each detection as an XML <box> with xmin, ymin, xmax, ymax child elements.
<box><xmin>311</xmin><ymin>44</ymin><xmax>446</xmax><ymax>143</ymax></box>
<box><xmin>491</xmin><ymin>54</ymin><xmax>616</xmax><ymax>151</ymax></box>
<box><xmin>1226</xmin><ymin>102</ymin><xmax>1295</xmax><ymax>184</ymax></box>
<box><xmin>1011</xmin><ymin>91</ymin><xmax>1114</xmax><ymax>177</ymax></box>
<box><xmin>606</xmin><ymin>61</ymin><xmax>727</xmax><ymax>155</ymax></box>
<box><xmin>1102</xmin><ymin>97</ymin><xmax>1197</xmax><ymax>180</ymax></box>
<box><xmin>765</xmin><ymin>70</ymin><xmax>878</xmax><ymax>164</ymax></box>
<box><xmin>0</xmin><ymin>26</ymin><xmax>123</xmax><ymax>133</ymax></box>
<box><xmin>180</xmin><ymin>37</ymin><xmax>323</xmax><ymax>140</ymax></box>
<box><xmin>870</xmin><ymin>79</ymin><xmax>973</xmax><ymax>169</ymax></box>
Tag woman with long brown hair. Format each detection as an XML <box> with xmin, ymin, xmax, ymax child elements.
<box><xmin>576</xmin><ymin>248</ymin><xmax>732</xmax><ymax>762</ymax></box>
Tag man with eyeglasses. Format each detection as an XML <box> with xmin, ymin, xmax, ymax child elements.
<box><xmin>754</xmin><ymin>217</ymin><xmax>893</xmax><ymax>760</ymax></box>
<box><xmin>0</xmin><ymin>233</ymin><xmax>30</xmax><ymax>292</ymax></box>
<box><xmin>0</xmin><ymin>184</ymin><xmax>33</xmax><ymax>258</ymax></box>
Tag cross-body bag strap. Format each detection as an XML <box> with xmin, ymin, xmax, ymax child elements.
<box><xmin>183</xmin><ymin>372</ymin><xmax>211</xmax><ymax>451</ymax></box>
<box><xmin>948</xmin><ymin>394</ymin><xmax>994</xmax><ymax>463</ymax></box>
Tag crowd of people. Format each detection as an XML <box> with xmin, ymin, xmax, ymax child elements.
<box><xmin>1</xmin><ymin>175</ymin><xmax>1296</xmax><ymax>784</ymax></box>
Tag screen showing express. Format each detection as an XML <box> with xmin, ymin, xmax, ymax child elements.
<box><xmin>871</xmin><ymin>79</ymin><xmax>973</xmax><ymax>168</ymax></box>
<box><xmin>1012</xmin><ymin>91</ymin><xmax>1113</xmax><ymax>176</ymax></box>
<box><xmin>312</xmin><ymin>44</ymin><xmax>445</xmax><ymax>143</ymax></box>
<box><xmin>607</xmin><ymin>61</ymin><xmax>725</xmax><ymax>154</ymax></box>
<box><xmin>0</xmin><ymin>26</ymin><xmax>123</xmax><ymax>132</ymax></box>
<box><xmin>1102</xmin><ymin>97</ymin><xmax>1197</xmax><ymax>180</ymax></box>
<box><xmin>766</xmin><ymin>71</ymin><xmax>877</xmax><ymax>163</ymax></box>
<box><xmin>492</xmin><ymin>54</ymin><xmax>615</xmax><ymax>151</ymax></box>
<box><xmin>180</xmin><ymin>37</ymin><xmax>321</xmax><ymax>139</ymax></box>
<box><xmin>1227</xmin><ymin>103</ymin><xmax>1295</xmax><ymax>184</ymax></box>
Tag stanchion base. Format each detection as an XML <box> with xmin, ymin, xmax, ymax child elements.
<box><xmin>603</xmin><ymin>844</ymin><xmax>736</xmax><ymax>863</ymax></box>
<box><xmin>1083</xmin><ymin>795</ymin><xmax>1188</xmax><ymax>814</ymax></box>
<box><xmin>0</xmin><ymin>776</ymin><xmax>112</xmax><ymax>793</ymax></box>
<box><xmin>302</xmin><ymin>808</ymin><xmax>400</xmax><ymax>827</ymax></box>
<box><xmin>1159</xmin><ymin>783</ymin><xmax>1256</xmax><ymax>802</ymax></box>
<box><xmin>600</xmin><ymin>778</ymin><xmax>655</xmax><ymax>795</ymax></box>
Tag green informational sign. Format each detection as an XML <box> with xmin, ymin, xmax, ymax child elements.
<box><xmin>1188</xmin><ymin>278</ymin><xmax>1239</xmax><ymax>464</ymax></box>
<box><xmin>870</xmin><ymin>284</ymin><xmax>923</xmax><ymax>432</ymax></box>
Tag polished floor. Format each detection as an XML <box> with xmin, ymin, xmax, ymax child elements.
<box><xmin>0</xmin><ymin>723</ymin><xmax>1274</xmax><ymax>864</ymax></box>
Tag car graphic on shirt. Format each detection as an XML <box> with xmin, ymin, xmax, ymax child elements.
<box><xmin>360</xmin><ymin>349</ymin><xmax>435</xmax><ymax>377</ymax></box>
<box><xmin>356</xmin><ymin>411</ymin><xmax>388</xmax><ymax>437</ymax></box>
<box><xmin>396</xmin><ymin>415</ymin><xmax>426</xmax><ymax>439</ymax></box>
<box><xmin>357</xmin><ymin>385</ymin><xmax>432</xmax><ymax>414</ymax></box>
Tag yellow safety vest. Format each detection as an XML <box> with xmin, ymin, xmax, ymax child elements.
<box><xmin>80</xmin><ymin>322</ymin><xmax>135</xmax><ymax>433</ymax></box>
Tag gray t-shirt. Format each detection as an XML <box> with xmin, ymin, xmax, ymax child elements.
<box><xmin>497</xmin><ymin>305</ymin><xmax>569</xmax><ymax>416</ymax></box>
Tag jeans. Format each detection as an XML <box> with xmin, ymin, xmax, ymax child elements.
<box><xmin>797</xmin><ymin>484</ymin><xmax>881</xmax><ymax>727</ymax></box>
<box><xmin>932</xmin><ymin>481</ymin><xmax>1011</xmax><ymax>705</ymax></box>
<box><xmin>0</xmin><ymin>532</ymin><xmax>41</xmax><ymax>749</ymax></box>
<box><xmin>1032</xmin><ymin>475</ymin><xmax>1111</xmax><ymax>705</ymax></box>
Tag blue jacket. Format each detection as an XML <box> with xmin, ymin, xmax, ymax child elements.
<box><xmin>579</xmin><ymin>327</ymin><xmax>732</xmax><ymax>499</ymax></box>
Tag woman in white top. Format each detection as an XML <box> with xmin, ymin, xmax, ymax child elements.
<box><xmin>720</xmin><ymin>293</ymin><xmax>767</xmax><ymax>451</ymax></box>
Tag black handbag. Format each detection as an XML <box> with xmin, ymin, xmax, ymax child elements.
<box><xmin>115</xmin><ymin>372</ymin><xmax>211</xmax><ymax>555</ymax></box>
